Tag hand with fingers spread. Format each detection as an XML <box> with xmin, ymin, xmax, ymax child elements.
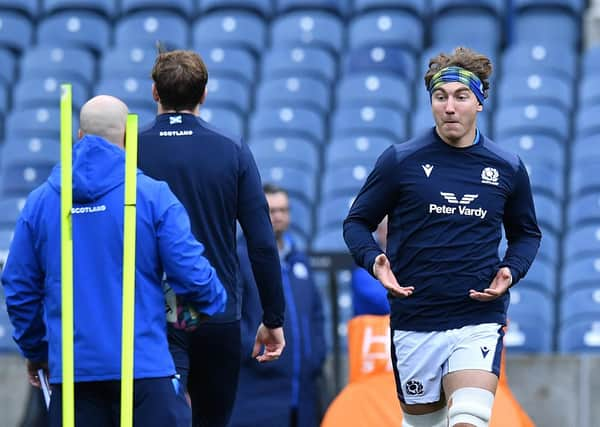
<box><xmin>372</xmin><ymin>254</ymin><xmax>414</xmax><ymax>298</ymax></box>
<box><xmin>469</xmin><ymin>267</ymin><xmax>512</xmax><ymax>302</ymax></box>
<box><xmin>252</xmin><ymin>323</ymin><xmax>285</xmax><ymax>363</ymax></box>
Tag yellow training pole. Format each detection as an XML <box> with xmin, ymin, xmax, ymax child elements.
<box><xmin>60</xmin><ymin>83</ymin><xmax>74</xmax><ymax>427</ymax></box>
<box><xmin>120</xmin><ymin>114</ymin><xmax>138</xmax><ymax>427</ymax></box>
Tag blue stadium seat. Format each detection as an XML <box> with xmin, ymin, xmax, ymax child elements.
<box><xmin>326</xmin><ymin>136</ymin><xmax>391</xmax><ymax>169</ymax></box>
<box><xmin>337</xmin><ymin>74</ymin><xmax>411</xmax><ymax>113</ymax></box>
<box><xmin>135</xmin><ymin>107</ymin><xmax>157</xmax><ymax>128</ymax></box>
<box><xmin>100</xmin><ymin>47</ymin><xmax>157</xmax><ymax>80</ymax></box>
<box><xmin>1</xmin><ymin>137</ymin><xmax>59</xmax><ymax>169</ymax></box>
<box><xmin>518</xmin><ymin>257</ymin><xmax>556</xmax><ymax>296</ymax></box>
<box><xmin>14</xmin><ymin>78</ymin><xmax>89</xmax><ymax>111</ymax></box>
<box><xmin>121</xmin><ymin>0</ymin><xmax>195</xmax><ymax>16</ymax></box>
<box><xmin>559</xmin><ymin>320</ymin><xmax>600</xmax><ymax>353</ymax></box>
<box><xmin>498</xmin><ymin>73</ymin><xmax>573</xmax><ymax>113</ymax></box>
<box><xmin>348</xmin><ymin>11</ymin><xmax>423</xmax><ymax>53</ymax></box>
<box><xmin>513</xmin><ymin>0</ymin><xmax>583</xmax><ymax>16</ymax></box>
<box><xmin>321</xmin><ymin>164</ymin><xmax>371</xmax><ymax>199</ymax></box>
<box><xmin>562</xmin><ymin>256</ymin><xmax>600</xmax><ymax>292</ymax></box>
<box><xmin>504</xmin><ymin>319</ymin><xmax>552</xmax><ymax>353</ymax></box>
<box><xmin>561</xmin><ymin>287</ymin><xmax>600</xmax><ymax>326</ymax></box>
<box><xmin>287</xmin><ymin>196</ymin><xmax>313</xmax><ymax>239</ymax></box>
<box><xmin>523</xmin><ymin>160</ymin><xmax>564</xmax><ymax>201</ymax></box>
<box><xmin>572</xmin><ymin>136</ymin><xmax>600</xmax><ymax>165</ymax></box>
<box><xmin>353</xmin><ymin>0</ymin><xmax>426</xmax><ymax>20</ymax></box>
<box><xmin>501</xmin><ymin>43</ymin><xmax>577</xmax><ymax>81</ymax></box>
<box><xmin>570</xmin><ymin>161</ymin><xmax>600</xmax><ymax>198</ymax></box>
<box><xmin>195</xmin><ymin>46</ymin><xmax>256</xmax><ymax>87</ymax></box>
<box><xmin>343</xmin><ymin>46</ymin><xmax>417</xmax><ymax>82</ymax></box>
<box><xmin>514</xmin><ymin>9</ymin><xmax>579</xmax><ymax>46</ymax></box>
<box><xmin>199</xmin><ymin>107</ymin><xmax>245</xmax><ymax>139</ymax></box>
<box><xmin>20</xmin><ymin>46</ymin><xmax>96</xmax><ymax>87</ymax></box>
<box><xmin>332</xmin><ymin>105</ymin><xmax>407</xmax><ymax>142</ymax></box>
<box><xmin>412</xmin><ymin>107</ymin><xmax>490</xmax><ymax>138</ymax></box>
<box><xmin>95</xmin><ymin>78</ymin><xmax>155</xmax><ymax>111</ymax></box>
<box><xmin>0</xmin><ymin>196</ymin><xmax>26</xmax><ymax>228</ymax></box>
<box><xmin>256</xmin><ymin>76</ymin><xmax>330</xmax><ymax>115</ymax></box>
<box><xmin>0</xmin><ymin>162</ymin><xmax>55</xmax><ymax>197</ymax></box>
<box><xmin>564</xmin><ymin>225</ymin><xmax>600</xmax><ymax>261</ymax></box>
<box><xmin>259</xmin><ymin>166</ymin><xmax>316</xmax><ymax>203</ymax></box>
<box><xmin>499</xmin><ymin>134</ymin><xmax>564</xmax><ymax>169</ymax></box>
<box><xmin>0</xmin><ymin>48</ymin><xmax>16</xmax><ymax>86</ymax></box>
<box><xmin>508</xmin><ymin>287</ymin><xmax>553</xmax><ymax>328</ymax></box>
<box><xmin>0</xmin><ymin>0</ymin><xmax>38</xmax><ymax>19</ymax></box>
<box><xmin>277</xmin><ymin>0</ymin><xmax>347</xmax><ymax>16</ymax></box>
<box><xmin>531</xmin><ymin>193</ymin><xmax>562</xmax><ymax>235</ymax></box>
<box><xmin>249</xmin><ymin>137</ymin><xmax>319</xmax><ymax>173</ymax></box>
<box><xmin>262</xmin><ymin>46</ymin><xmax>337</xmax><ymax>84</ymax></box>
<box><xmin>115</xmin><ymin>11</ymin><xmax>188</xmax><ymax>50</ymax></box>
<box><xmin>317</xmin><ymin>195</ymin><xmax>355</xmax><ymax>231</ymax></box>
<box><xmin>493</xmin><ymin>104</ymin><xmax>569</xmax><ymax>142</ymax></box>
<box><xmin>582</xmin><ymin>45</ymin><xmax>600</xmax><ymax>77</ymax></box>
<box><xmin>250</xmin><ymin>107</ymin><xmax>325</xmax><ymax>145</ymax></box>
<box><xmin>200</xmin><ymin>0</ymin><xmax>273</xmax><ymax>17</ymax></box>
<box><xmin>43</xmin><ymin>0</ymin><xmax>117</xmax><ymax>18</ymax></box>
<box><xmin>271</xmin><ymin>11</ymin><xmax>344</xmax><ymax>53</ymax></box>
<box><xmin>578</xmin><ymin>76</ymin><xmax>600</xmax><ymax>108</ymax></box>
<box><xmin>193</xmin><ymin>11</ymin><xmax>266</xmax><ymax>55</ymax></box>
<box><xmin>312</xmin><ymin>229</ymin><xmax>348</xmax><ymax>252</ymax></box>
<box><xmin>567</xmin><ymin>194</ymin><xmax>600</xmax><ymax>229</ymax></box>
<box><xmin>0</xmin><ymin>83</ymin><xmax>7</xmax><ymax>115</ymax></box>
<box><xmin>575</xmin><ymin>105</ymin><xmax>600</xmax><ymax>139</ymax></box>
<box><xmin>205</xmin><ymin>76</ymin><xmax>251</xmax><ymax>114</ymax></box>
<box><xmin>0</xmin><ymin>11</ymin><xmax>34</xmax><ymax>52</ymax></box>
<box><xmin>4</xmin><ymin>107</ymin><xmax>77</xmax><ymax>140</ymax></box>
<box><xmin>37</xmin><ymin>11</ymin><xmax>110</xmax><ymax>54</ymax></box>
<box><xmin>431</xmin><ymin>11</ymin><xmax>502</xmax><ymax>52</ymax></box>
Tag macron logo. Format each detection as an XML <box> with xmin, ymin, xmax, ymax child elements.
<box><xmin>422</xmin><ymin>164</ymin><xmax>433</xmax><ymax>178</ymax></box>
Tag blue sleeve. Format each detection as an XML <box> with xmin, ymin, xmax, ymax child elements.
<box><xmin>237</xmin><ymin>241</ymin><xmax>263</xmax><ymax>358</ymax></box>
<box><xmin>1</xmin><ymin>216</ymin><xmax>47</xmax><ymax>362</ymax></box>
<box><xmin>500</xmin><ymin>160</ymin><xmax>542</xmax><ymax>285</ymax></box>
<box><xmin>237</xmin><ymin>142</ymin><xmax>285</xmax><ymax>328</ymax></box>
<box><xmin>351</xmin><ymin>267</ymin><xmax>390</xmax><ymax>316</ymax></box>
<box><xmin>343</xmin><ymin>146</ymin><xmax>398</xmax><ymax>276</ymax></box>
<box><xmin>156</xmin><ymin>184</ymin><xmax>227</xmax><ymax>316</ymax></box>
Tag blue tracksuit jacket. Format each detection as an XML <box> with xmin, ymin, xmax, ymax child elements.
<box><xmin>344</xmin><ymin>128</ymin><xmax>542</xmax><ymax>331</ymax></box>
<box><xmin>1</xmin><ymin>135</ymin><xmax>226</xmax><ymax>383</ymax></box>
<box><xmin>230</xmin><ymin>235</ymin><xmax>326</xmax><ymax>427</ymax></box>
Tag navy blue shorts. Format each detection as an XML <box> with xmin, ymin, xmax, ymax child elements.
<box><xmin>48</xmin><ymin>376</ymin><xmax>191</xmax><ymax>427</ymax></box>
<box><xmin>169</xmin><ymin>320</ymin><xmax>241</xmax><ymax>427</ymax></box>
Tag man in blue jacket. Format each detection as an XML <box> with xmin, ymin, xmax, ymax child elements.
<box><xmin>230</xmin><ymin>184</ymin><xmax>326</xmax><ymax>427</ymax></box>
<box><xmin>138</xmin><ymin>50</ymin><xmax>286</xmax><ymax>427</ymax></box>
<box><xmin>1</xmin><ymin>95</ymin><xmax>227</xmax><ymax>427</ymax></box>
<box><xmin>344</xmin><ymin>47</ymin><xmax>541</xmax><ymax>427</ymax></box>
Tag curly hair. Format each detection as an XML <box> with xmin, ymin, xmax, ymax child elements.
<box><xmin>424</xmin><ymin>47</ymin><xmax>493</xmax><ymax>100</ymax></box>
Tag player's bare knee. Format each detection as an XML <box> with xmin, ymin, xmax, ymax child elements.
<box><xmin>402</xmin><ymin>407</ymin><xmax>447</xmax><ymax>427</ymax></box>
<box><xmin>447</xmin><ymin>387</ymin><xmax>494</xmax><ymax>427</ymax></box>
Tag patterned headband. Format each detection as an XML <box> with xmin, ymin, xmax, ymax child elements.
<box><xmin>428</xmin><ymin>66</ymin><xmax>485</xmax><ymax>105</ymax></box>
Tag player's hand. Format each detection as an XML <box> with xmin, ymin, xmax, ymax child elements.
<box><xmin>372</xmin><ymin>254</ymin><xmax>414</xmax><ymax>298</ymax></box>
<box><xmin>469</xmin><ymin>267</ymin><xmax>512</xmax><ymax>302</ymax></box>
<box><xmin>252</xmin><ymin>323</ymin><xmax>285</xmax><ymax>363</ymax></box>
<box><xmin>27</xmin><ymin>360</ymin><xmax>48</xmax><ymax>388</ymax></box>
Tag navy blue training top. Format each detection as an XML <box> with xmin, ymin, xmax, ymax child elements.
<box><xmin>343</xmin><ymin>128</ymin><xmax>542</xmax><ymax>331</ymax></box>
<box><xmin>138</xmin><ymin>113</ymin><xmax>285</xmax><ymax>327</ymax></box>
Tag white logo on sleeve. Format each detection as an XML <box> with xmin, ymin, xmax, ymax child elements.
<box><xmin>421</xmin><ymin>164</ymin><xmax>433</xmax><ymax>178</ymax></box>
<box><xmin>169</xmin><ymin>115</ymin><xmax>182</xmax><ymax>125</ymax></box>
<box><xmin>293</xmin><ymin>262</ymin><xmax>308</xmax><ymax>279</ymax></box>
<box><xmin>429</xmin><ymin>192</ymin><xmax>487</xmax><ymax>219</ymax></box>
<box><xmin>481</xmin><ymin>167</ymin><xmax>499</xmax><ymax>185</ymax></box>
